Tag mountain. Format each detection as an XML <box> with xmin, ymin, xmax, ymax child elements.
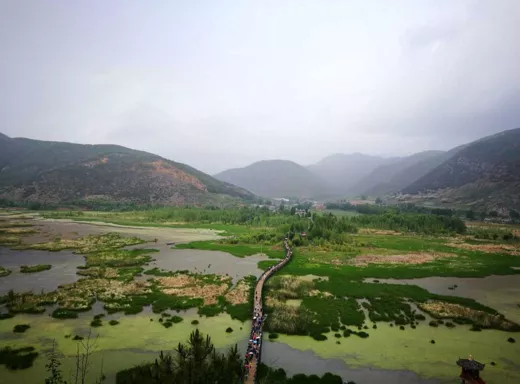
<box><xmin>351</xmin><ymin>150</ymin><xmax>447</xmax><ymax>197</ymax></box>
<box><xmin>214</xmin><ymin>160</ymin><xmax>327</xmax><ymax>198</ymax></box>
<box><xmin>0</xmin><ymin>134</ymin><xmax>255</xmax><ymax>206</ymax></box>
<box><xmin>307</xmin><ymin>153</ymin><xmax>395</xmax><ymax>195</ymax></box>
<box><xmin>402</xmin><ymin>128</ymin><xmax>520</xmax><ymax>211</ymax></box>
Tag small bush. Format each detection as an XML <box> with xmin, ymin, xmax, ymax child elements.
<box><xmin>171</xmin><ymin>316</ymin><xmax>183</xmax><ymax>324</ymax></box>
<box><xmin>268</xmin><ymin>333</ymin><xmax>279</xmax><ymax>340</ymax></box>
<box><xmin>191</xmin><ymin>320</ymin><xmax>199</xmax><ymax>325</ymax></box>
<box><xmin>399</xmin><ymin>326</ymin><xmax>405</xmax><ymax>330</ymax></box>
<box><xmin>72</xmin><ymin>335</ymin><xmax>83</xmax><ymax>341</ymax></box>
<box><xmin>109</xmin><ymin>320</ymin><xmax>119</xmax><ymax>326</ymax></box>
<box><xmin>445</xmin><ymin>322</ymin><xmax>455</xmax><ymax>328</ymax></box>
<box><xmin>90</xmin><ymin>319</ymin><xmax>102</xmax><ymax>327</ymax></box>
<box><xmin>372</xmin><ymin>324</ymin><xmax>377</xmax><ymax>329</ymax></box>
<box><xmin>470</xmin><ymin>325</ymin><xmax>482</xmax><ymax>332</ymax></box>
<box><xmin>0</xmin><ymin>346</ymin><xmax>39</xmax><ymax>370</ymax></box>
<box><xmin>507</xmin><ymin>337</ymin><xmax>515</xmax><ymax>343</ymax></box>
<box><xmin>225</xmin><ymin>327</ymin><xmax>233</xmax><ymax>333</ymax></box>
<box><xmin>163</xmin><ymin>321</ymin><xmax>173</xmax><ymax>328</ymax></box>
<box><xmin>411</xmin><ymin>325</ymin><xmax>416</xmax><ymax>329</ymax></box>
<box><xmin>356</xmin><ymin>331</ymin><xmax>369</xmax><ymax>338</ymax></box>
<box><xmin>429</xmin><ymin>321</ymin><xmax>438</xmax><ymax>327</ymax></box>
<box><xmin>336</xmin><ymin>340</ymin><xmax>341</xmax><ymax>344</ymax></box>
<box><xmin>334</xmin><ymin>333</ymin><xmax>341</xmax><ymax>338</ymax></box>
<box><xmin>430</xmin><ymin>340</ymin><xmax>435</xmax><ymax>344</ymax></box>
<box><xmin>52</xmin><ymin>309</ymin><xmax>78</xmax><ymax>319</ymax></box>
<box><xmin>311</xmin><ymin>333</ymin><xmax>327</xmax><ymax>341</ymax></box>
<box><xmin>13</xmin><ymin>324</ymin><xmax>30</xmax><ymax>333</ymax></box>
<box><xmin>414</xmin><ymin>314</ymin><xmax>426</xmax><ymax>321</ymax></box>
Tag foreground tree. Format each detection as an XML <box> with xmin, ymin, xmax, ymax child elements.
<box><xmin>116</xmin><ymin>329</ymin><xmax>242</xmax><ymax>384</ymax></box>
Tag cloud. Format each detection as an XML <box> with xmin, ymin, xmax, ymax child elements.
<box><xmin>1</xmin><ymin>0</ymin><xmax>519</xmax><ymax>173</ymax></box>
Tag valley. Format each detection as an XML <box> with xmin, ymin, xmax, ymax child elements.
<box><xmin>1</xmin><ymin>208</ymin><xmax>519</xmax><ymax>383</ymax></box>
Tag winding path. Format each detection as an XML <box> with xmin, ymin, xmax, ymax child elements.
<box><xmin>244</xmin><ymin>238</ymin><xmax>292</xmax><ymax>384</ymax></box>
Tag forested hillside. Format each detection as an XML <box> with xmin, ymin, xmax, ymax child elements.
<box><xmin>0</xmin><ymin>134</ymin><xmax>255</xmax><ymax>206</ymax></box>
<box><xmin>214</xmin><ymin>160</ymin><xmax>328</xmax><ymax>198</ymax></box>
<box><xmin>402</xmin><ymin>128</ymin><xmax>520</xmax><ymax>211</ymax></box>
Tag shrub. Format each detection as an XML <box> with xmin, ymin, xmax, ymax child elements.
<box><xmin>430</xmin><ymin>340</ymin><xmax>435</xmax><ymax>344</ymax></box>
<box><xmin>225</xmin><ymin>327</ymin><xmax>233</xmax><ymax>333</ymax></box>
<box><xmin>429</xmin><ymin>321</ymin><xmax>438</xmax><ymax>327</ymax></box>
<box><xmin>507</xmin><ymin>337</ymin><xmax>515</xmax><ymax>343</ymax></box>
<box><xmin>445</xmin><ymin>322</ymin><xmax>455</xmax><ymax>328</ymax></box>
<box><xmin>72</xmin><ymin>335</ymin><xmax>83</xmax><ymax>340</ymax></box>
<box><xmin>414</xmin><ymin>314</ymin><xmax>426</xmax><ymax>321</ymax></box>
<box><xmin>52</xmin><ymin>308</ymin><xmax>78</xmax><ymax>319</ymax></box>
<box><xmin>268</xmin><ymin>333</ymin><xmax>279</xmax><ymax>340</ymax></box>
<box><xmin>191</xmin><ymin>320</ymin><xmax>199</xmax><ymax>325</ymax></box>
<box><xmin>90</xmin><ymin>318</ymin><xmax>102</xmax><ymax>327</ymax></box>
<box><xmin>171</xmin><ymin>316</ymin><xmax>183</xmax><ymax>324</ymax></box>
<box><xmin>399</xmin><ymin>326</ymin><xmax>405</xmax><ymax>330</ymax></box>
<box><xmin>13</xmin><ymin>324</ymin><xmax>30</xmax><ymax>333</ymax></box>
<box><xmin>356</xmin><ymin>331</ymin><xmax>369</xmax><ymax>338</ymax></box>
<box><xmin>334</xmin><ymin>333</ymin><xmax>341</xmax><ymax>338</ymax></box>
<box><xmin>311</xmin><ymin>333</ymin><xmax>327</xmax><ymax>341</ymax></box>
<box><xmin>0</xmin><ymin>346</ymin><xmax>39</xmax><ymax>370</ymax></box>
<box><xmin>109</xmin><ymin>320</ymin><xmax>119</xmax><ymax>326</ymax></box>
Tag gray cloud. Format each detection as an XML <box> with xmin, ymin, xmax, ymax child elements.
<box><xmin>1</xmin><ymin>0</ymin><xmax>519</xmax><ymax>174</ymax></box>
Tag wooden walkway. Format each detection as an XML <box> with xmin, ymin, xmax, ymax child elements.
<box><xmin>244</xmin><ymin>238</ymin><xmax>292</xmax><ymax>384</ymax></box>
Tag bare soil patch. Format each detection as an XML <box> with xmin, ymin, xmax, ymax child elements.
<box><xmin>358</xmin><ymin>229</ymin><xmax>402</xmax><ymax>235</ymax></box>
<box><xmin>346</xmin><ymin>252</ymin><xmax>455</xmax><ymax>266</ymax></box>
<box><xmin>224</xmin><ymin>279</ymin><xmax>250</xmax><ymax>305</ymax></box>
<box><xmin>418</xmin><ymin>300</ymin><xmax>519</xmax><ymax>331</ymax></box>
<box><xmin>157</xmin><ymin>273</ymin><xmax>232</xmax><ymax>305</ymax></box>
<box><xmin>447</xmin><ymin>240</ymin><xmax>520</xmax><ymax>255</ymax></box>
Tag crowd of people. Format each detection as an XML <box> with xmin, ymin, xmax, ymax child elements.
<box><xmin>243</xmin><ymin>238</ymin><xmax>292</xmax><ymax>382</ymax></box>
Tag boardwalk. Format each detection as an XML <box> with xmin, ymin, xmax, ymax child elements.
<box><xmin>244</xmin><ymin>238</ymin><xmax>292</xmax><ymax>384</ymax></box>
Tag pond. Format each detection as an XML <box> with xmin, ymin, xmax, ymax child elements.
<box><xmin>139</xmin><ymin>244</ymin><xmax>268</xmax><ymax>282</ymax></box>
<box><xmin>0</xmin><ymin>247</ymin><xmax>84</xmax><ymax>294</ymax></box>
<box><xmin>364</xmin><ymin>275</ymin><xmax>520</xmax><ymax>323</ymax></box>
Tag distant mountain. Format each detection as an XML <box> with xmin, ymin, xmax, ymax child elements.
<box><xmin>351</xmin><ymin>150</ymin><xmax>447</xmax><ymax>197</ymax></box>
<box><xmin>214</xmin><ymin>160</ymin><xmax>327</xmax><ymax>198</ymax></box>
<box><xmin>307</xmin><ymin>153</ymin><xmax>395</xmax><ymax>195</ymax></box>
<box><xmin>0</xmin><ymin>134</ymin><xmax>255</xmax><ymax>206</ymax></box>
<box><xmin>402</xmin><ymin>128</ymin><xmax>520</xmax><ymax>211</ymax></box>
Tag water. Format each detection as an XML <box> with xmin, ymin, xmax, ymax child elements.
<box><xmin>364</xmin><ymin>275</ymin><xmax>520</xmax><ymax>323</ymax></box>
<box><xmin>134</xmin><ymin>243</ymin><xmax>269</xmax><ymax>282</ymax></box>
<box><xmin>0</xmin><ymin>247</ymin><xmax>84</xmax><ymax>294</ymax></box>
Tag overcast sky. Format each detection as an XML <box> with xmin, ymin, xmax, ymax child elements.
<box><xmin>1</xmin><ymin>1</ymin><xmax>520</xmax><ymax>174</ymax></box>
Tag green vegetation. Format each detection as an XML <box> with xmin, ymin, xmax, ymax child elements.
<box><xmin>225</xmin><ymin>327</ymin><xmax>233</xmax><ymax>333</ymax></box>
<box><xmin>115</xmin><ymin>329</ymin><xmax>242</xmax><ymax>383</ymax></box>
<box><xmin>176</xmin><ymin>241</ymin><xmax>284</xmax><ymax>259</ymax></box>
<box><xmin>20</xmin><ymin>264</ymin><xmax>51</xmax><ymax>273</ymax></box>
<box><xmin>13</xmin><ymin>324</ymin><xmax>31</xmax><ymax>333</ymax></box>
<box><xmin>0</xmin><ymin>346</ymin><xmax>39</xmax><ymax>370</ymax></box>
<box><xmin>0</xmin><ymin>266</ymin><xmax>11</xmax><ymax>277</ymax></box>
<box><xmin>109</xmin><ymin>319</ymin><xmax>119</xmax><ymax>326</ymax></box>
<box><xmin>257</xmin><ymin>363</ymin><xmax>348</xmax><ymax>383</ymax></box>
<box><xmin>51</xmin><ymin>308</ymin><xmax>79</xmax><ymax>319</ymax></box>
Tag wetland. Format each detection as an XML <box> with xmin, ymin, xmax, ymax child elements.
<box><xmin>1</xmin><ymin>208</ymin><xmax>520</xmax><ymax>383</ymax></box>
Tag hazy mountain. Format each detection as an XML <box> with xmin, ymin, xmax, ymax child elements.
<box><xmin>214</xmin><ymin>160</ymin><xmax>327</xmax><ymax>198</ymax></box>
<box><xmin>307</xmin><ymin>153</ymin><xmax>395</xmax><ymax>195</ymax></box>
<box><xmin>351</xmin><ymin>150</ymin><xmax>447</xmax><ymax>197</ymax></box>
<box><xmin>402</xmin><ymin>128</ymin><xmax>520</xmax><ymax>211</ymax></box>
<box><xmin>0</xmin><ymin>134</ymin><xmax>254</xmax><ymax>206</ymax></box>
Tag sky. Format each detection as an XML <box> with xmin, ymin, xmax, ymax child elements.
<box><xmin>1</xmin><ymin>0</ymin><xmax>520</xmax><ymax>175</ymax></box>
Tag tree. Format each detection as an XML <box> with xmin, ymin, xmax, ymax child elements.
<box><xmin>466</xmin><ymin>210</ymin><xmax>476</xmax><ymax>220</ymax></box>
<box><xmin>375</xmin><ymin>197</ymin><xmax>382</xmax><ymax>205</ymax></box>
<box><xmin>45</xmin><ymin>341</ymin><xmax>67</xmax><ymax>384</ymax></box>
<box><xmin>116</xmin><ymin>329</ymin><xmax>242</xmax><ymax>383</ymax></box>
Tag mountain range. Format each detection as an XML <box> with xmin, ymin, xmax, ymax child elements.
<box><xmin>214</xmin><ymin>128</ymin><xmax>520</xmax><ymax>211</ymax></box>
<box><xmin>2</xmin><ymin>128</ymin><xmax>519</xmax><ymax>211</ymax></box>
<box><xmin>0</xmin><ymin>133</ymin><xmax>255</xmax><ymax>206</ymax></box>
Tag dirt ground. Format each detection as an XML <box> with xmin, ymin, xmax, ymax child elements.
<box><xmin>344</xmin><ymin>252</ymin><xmax>455</xmax><ymax>266</ymax></box>
<box><xmin>20</xmin><ymin>217</ymin><xmax>223</xmax><ymax>245</ymax></box>
<box><xmin>447</xmin><ymin>240</ymin><xmax>520</xmax><ymax>255</ymax></box>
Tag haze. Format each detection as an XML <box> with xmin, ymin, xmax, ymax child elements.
<box><xmin>1</xmin><ymin>0</ymin><xmax>520</xmax><ymax>174</ymax></box>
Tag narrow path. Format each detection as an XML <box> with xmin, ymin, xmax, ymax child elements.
<box><xmin>244</xmin><ymin>238</ymin><xmax>292</xmax><ymax>384</ymax></box>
